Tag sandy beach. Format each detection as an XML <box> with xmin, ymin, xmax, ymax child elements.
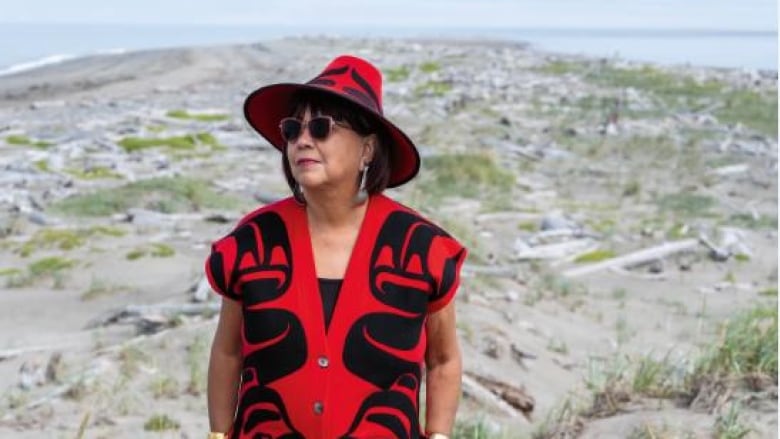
<box><xmin>0</xmin><ymin>36</ymin><xmax>776</xmax><ymax>438</ymax></box>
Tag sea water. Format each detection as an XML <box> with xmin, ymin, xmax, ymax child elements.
<box><xmin>0</xmin><ymin>22</ymin><xmax>776</xmax><ymax>76</ymax></box>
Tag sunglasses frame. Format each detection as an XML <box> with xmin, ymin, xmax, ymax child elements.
<box><xmin>278</xmin><ymin>115</ymin><xmax>350</xmax><ymax>143</ymax></box>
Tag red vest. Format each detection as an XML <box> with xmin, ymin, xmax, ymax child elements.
<box><xmin>205</xmin><ymin>194</ymin><xmax>466</xmax><ymax>439</ymax></box>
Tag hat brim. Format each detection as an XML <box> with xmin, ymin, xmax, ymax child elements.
<box><xmin>243</xmin><ymin>83</ymin><xmax>420</xmax><ymax>188</ymax></box>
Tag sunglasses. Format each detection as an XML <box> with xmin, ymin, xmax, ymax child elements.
<box><xmin>279</xmin><ymin>116</ymin><xmax>350</xmax><ymax>143</ymax></box>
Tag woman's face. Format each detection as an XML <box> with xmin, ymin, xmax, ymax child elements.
<box><xmin>286</xmin><ymin>107</ymin><xmax>373</xmax><ymax>194</ymax></box>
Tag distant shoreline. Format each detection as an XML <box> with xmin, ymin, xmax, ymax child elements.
<box><xmin>0</xmin><ymin>23</ymin><xmax>776</xmax><ymax>73</ymax></box>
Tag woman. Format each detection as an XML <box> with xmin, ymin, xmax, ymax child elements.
<box><xmin>205</xmin><ymin>55</ymin><xmax>467</xmax><ymax>439</ymax></box>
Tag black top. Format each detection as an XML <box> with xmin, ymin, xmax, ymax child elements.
<box><xmin>318</xmin><ymin>278</ymin><xmax>342</xmax><ymax>332</ymax></box>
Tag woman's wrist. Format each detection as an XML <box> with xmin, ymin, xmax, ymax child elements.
<box><xmin>427</xmin><ymin>433</ymin><xmax>450</xmax><ymax>439</ymax></box>
<box><xmin>207</xmin><ymin>433</ymin><xmax>227</xmax><ymax>439</ymax></box>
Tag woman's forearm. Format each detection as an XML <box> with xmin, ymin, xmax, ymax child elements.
<box><xmin>425</xmin><ymin>357</ymin><xmax>462</xmax><ymax>435</ymax></box>
<box><xmin>207</xmin><ymin>350</ymin><xmax>242</xmax><ymax>432</ymax></box>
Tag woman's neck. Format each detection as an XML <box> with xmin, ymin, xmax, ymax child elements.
<box><xmin>304</xmin><ymin>188</ymin><xmax>369</xmax><ymax>231</ymax></box>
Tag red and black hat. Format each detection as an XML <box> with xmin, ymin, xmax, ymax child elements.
<box><xmin>243</xmin><ymin>55</ymin><xmax>420</xmax><ymax>188</ymax></box>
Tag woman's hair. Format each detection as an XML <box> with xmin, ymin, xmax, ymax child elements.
<box><xmin>280</xmin><ymin>89</ymin><xmax>392</xmax><ymax>198</ymax></box>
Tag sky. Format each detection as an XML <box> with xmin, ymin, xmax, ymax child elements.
<box><xmin>1</xmin><ymin>0</ymin><xmax>777</xmax><ymax>31</ymax></box>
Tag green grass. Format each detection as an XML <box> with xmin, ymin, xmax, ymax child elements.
<box><xmin>126</xmin><ymin>243</ymin><xmax>176</xmax><ymax>260</ymax></box>
<box><xmin>150</xmin><ymin>376</ymin><xmax>179</xmax><ymax>399</ymax></box>
<box><xmin>33</xmin><ymin>159</ymin><xmax>50</xmax><ymax>172</ymax></box>
<box><xmin>657</xmin><ymin>192</ymin><xmax>717</xmax><ymax>218</ymax></box>
<box><xmin>728</xmin><ymin>213</ymin><xmax>778</xmax><ymax>230</ymax></box>
<box><xmin>384</xmin><ymin>65</ymin><xmax>411</xmax><ymax>82</ymax></box>
<box><xmin>419</xmin><ymin>61</ymin><xmax>441</xmax><ymax>73</ymax></box>
<box><xmin>714</xmin><ymin>402</ymin><xmax>752</xmax><ymax>439</ymax></box>
<box><xmin>81</xmin><ymin>278</ymin><xmax>128</xmax><ymax>301</ymax></box>
<box><xmin>574</xmin><ymin>249</ymin><xmax>617</xmax><ymax>264</ymax></box>
<box><xmin>424</xmin><ymin>153</ymin><xmax>514</xmax><ymax>199</ymax></box>
<box><xmin>536</xmin><ymin>60</ymin><xmax>585</xmax><ymax>76</ymax></box>
<box><xmin>537</xmin><ymin>60</ymin><xmax>778</xmax><ymax>137</ymax></box>
<box><xmin>18</xmin><ymin>226</ymin><xmax>125</xmax><ymax>257</ymax></box>
<box><xmin>517</xmin><ymin>221</ymin><xmax>538</xmax><ymax>232</ymax></box>
<box><xmin>28</xmin><ymin>257</ymin><xmax>75</xmax><ymax>276</ymax></box>
<box><xmin>186</xmin><ymin>334</ymin><xmax>209</xmax><ymax>395</ymax></box>
<box><xmin>692</xmin><ymin>305</ymin><xmax>777</xmax><ymax>380</ymax></box>
<box><xmin>150</xmin><ymin>243</ymin><xmax>175</xmax><ymax>257</ymax></box>
<box><xmin>5</xmin><ymin>134</ymin><xmax>53</xmax><ymax>148</ymax></box>
<box><xmin>453</xmin><ymin>416</ymin><xmax>504</xmax><ymax>439</ymax></box>
<box><xmin>414</xmin><ymin>80</ymin><xmax>453</xmax><ymax>97</ymax></box>
<box><xmin>5</xmin><ymin>257</ymin><xmax>76</xmax><ymax>288</ymax></box>
<box><xmin>143</xmin><ymin>414</ymin><xmax>180</xmax><ymax>431</ymax></box>
<box><xmin>631</xmin><ymin>354</ymin><xmax>679</xmax><ymax>398</ymax></box>
<box><xmin>0</xmin><ymin>268</ymin><xmax>23</xmax><ymax>276</ymax></box>
<box><xmin>118</xmin><ymin>132</ymin><xmax>222</xmax><ymax>152</ymax></box>
<box><xmin>66</xmin><ymin>166</ymin><xmax>123</xmax><ymax>180</ymax></box>
<box><xmin>165</xmin><ymin>109</ymin><xmax>229</xmax><ymax>122</ymax></box>
<box><xmin>50</xmin><ymin>177</ymin><xmax>243</xmax><ymax>216</ymax></box>
<box><xmin>715</xmin><ymin>88</ymin><xmax>778</xmax><ymax>138</ymax></box>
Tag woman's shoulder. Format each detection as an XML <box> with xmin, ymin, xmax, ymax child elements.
<box><xmin>235</xmin><ymin>196</ymin><xmax>298</xmax><ymax>228</ymax></box>
<box><xmin>375</xmin><ymin>194</ymin><xmax>452</xmax><ymax>237</ymax></box>
<box><xmin>211</xmin><ymin>196</ymin><xmax>298</xmax><ymax>243</ymax></box>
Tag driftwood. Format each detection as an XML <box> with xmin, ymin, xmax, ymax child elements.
<box><xmin>86</xmin><ymin>302</ymin><xmax>221</xmax><ymax>330</ymax></box>
<box><xmin>0</xmin><ymin>343</ymin><xmax>80</xmax><ymax>362</ymax></box>
<box><xmin>697</xmin><ymin>233</ymin><xmax>732</xmax><ymax>261</ymax></box>
<box><xmin>527</xmin><ymin>228</ymin><xmax>601</xmax><ymax>245</ymax></box>
<box><xmin>609</xmin><ymin>266</ymin><xmax>668</xmax><ymax>280</ymax></box>
<box><xmin>474</xmin><ymin>211</ymin><xmax>542</xmax><ymax>225</ymax></box>
<box><xmin>461</xmin><ymin>373</ymin><xmax>522</xmax><ymax>419</ymax></box>
<box><xmin>515</xmin><ymin>239</ymin><xmax>596</xmax><ymax>261</ymax></box>
<box><xmin>708</xmin><ymin>163</ymin><xmax>749</xmax><ymax>176</ymax></box>
<box><xmin>562</xmin><ymin>239</ymin><xmax>700</xmax><ymax>278</ymax></box>
<box><xmin>462</xmin><ymin>264</ymin><xmax>518</xmax><ymax>278</ymax></box>
<box><xmin>462</xmin><ymin>371</ymin><xmax>535</xmax><ymax>420</ymax></box>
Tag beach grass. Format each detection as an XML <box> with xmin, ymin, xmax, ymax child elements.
<box><xmin>538</xmin><ymin>60</ymin><xmax>778</xmax><ymax>137</ymax></box>
<box><xmin>18</xmin><ymin>226</ymin><xmax>125</xmax><ymax>257</ymax></box>
<box><xmin>5</xmin><ymin>256</ymin><xmax>77</xmax><ymax>288</ymax></box>
<box><xmin>50</xmin><ymin>176</ymin><xmax>243</xmax><ymax>216</ymax></box>
<box><xmin>657</xmin><ymin>192</ymin><xmax>717</xmax><ymax>218</ymax></box>
<box><xmin>143</xmin><ymin>414</ymin><xmax>180</xmax><ymax>431</ymax></box>
<box><xmin>126</xmin><ymin>243</ymin><xmax>176</xmax><ymax>260</ymax></box>
<box><xmin>66</xmin><ymin>166</ymin><xmax>123</xmax><ymax>180</ymax></box>
<box><xmin>149</xmin><ymin>376</ymin><xmax>179</xmax><ymax>399</ymax></box>
<box><xmin>5</xmin><ymin>134</ymin><xmax>53</xmax><ymax>148</ymax></box>
<box><xmin>165</xmin><ymin>109</ymin><xmax>229</xmax><ymax>122</ymax></box>
<box><xmin>574</xmin><ymin>249</ymin><xmax>617</xmax><ymax>264</ymax></box>
<box><xmin>118</xmin><ymin>132</ymin><xmax>223</xmax><ymax>152</ymax></box>
<box><xmin>414</xmin><ymin>80</ymin><xmax>453</xmax><ymax>97</ymax></box>
<box><xmin>424</xmin><ymin>152</ymin><xmax>514</xmax><ymax>198</ymax></box>
<box><xmin>690</xmin><ymin>305</ymin><xmax>777</xmax><ymax>381</ymax></box>
<box><xmin>385</xmin><ymin>65</ymin><xmax>411</xmax><ymax>82</ymax></box>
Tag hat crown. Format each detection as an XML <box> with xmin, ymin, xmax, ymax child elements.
<box><xmin>306</xmin><ymin>55</ymin><xmax>384</xmax><ymax>115</ymax></box>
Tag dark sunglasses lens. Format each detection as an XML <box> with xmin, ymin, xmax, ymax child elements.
<box><xmin>309</xmin><ymin>117</ymin><xmax>331</xmax><ymax>140</ymax></box>
<box><xmin>280</xmin><ymin>119</ymin><xmax>301</xmax><ymax>142</ymax></box>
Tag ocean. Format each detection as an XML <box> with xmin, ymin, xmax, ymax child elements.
<box><xmin>0</xmin><ymin>22</ymin><xmax>776</xmax><ymax>76</ymax></box>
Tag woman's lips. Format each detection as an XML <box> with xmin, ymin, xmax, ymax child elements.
<box><xmin>295</xmin><ymin>158</ymin><xmax>320</xmax><ymax>167</ymax></box>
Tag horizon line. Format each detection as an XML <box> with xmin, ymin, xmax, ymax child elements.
<box><xmin>0</xmin><ymin>20</ymin><xmax>776</xmax><ymax>35</ymax></box>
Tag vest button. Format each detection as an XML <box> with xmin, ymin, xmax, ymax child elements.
<box><xmin>313</xmin><ymin>401</ymin><xmax>324</xmax><ymax>414</ymax></box>
<box><xmin>317</xmin><ymin>356</ymin><xmax>329</xmax><ymax>368</ymax></box>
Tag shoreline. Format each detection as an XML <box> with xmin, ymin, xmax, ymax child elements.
<box><xmin>0</xmin><ymin>26</ymin><xmax>776</xmax><ymax>76</ymax></box>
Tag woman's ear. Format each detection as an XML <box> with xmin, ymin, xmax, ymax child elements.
<box><xmin>363</xmin><ymin>134</ymin><xmax>377</xmax><ymax>164</ymax></box>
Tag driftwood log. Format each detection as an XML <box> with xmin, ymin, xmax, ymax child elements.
<box><xmin>562</xmin><ymin>238</ymin><xmax>700</xmax><ymax>278</ymax></box>
<box><xmin>461</xmin><ymin>370</ymin><xmax>535</xmax><ymax>420</ymax></box>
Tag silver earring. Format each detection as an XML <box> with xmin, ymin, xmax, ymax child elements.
<box><xmin>293</xmin><ymin>182</ymin><xmax>306</xmax><ymax>205</ymax></box>
<box><xmin>354</xmin><ymin>165</ymin><xmax>369</xmax><ymax>205</ymax></box>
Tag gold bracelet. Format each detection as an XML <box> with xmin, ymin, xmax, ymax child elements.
<box><xmin>428</xmin><ymin>433</ymin><xmax>450</xmax><ymax>439</ymax></box>
<box><xmin>207</xmin><ymin>433</ymin><xmax>227</xmax><ymax>439</ymax></box>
